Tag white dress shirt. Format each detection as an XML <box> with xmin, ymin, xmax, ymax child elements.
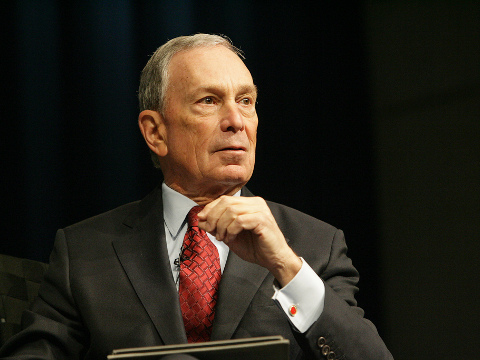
<box><xmin>161</xmin><ymin>183</ymin><xmax>325</xmax><ymax>333</ymax></box>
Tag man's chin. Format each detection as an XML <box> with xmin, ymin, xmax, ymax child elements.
<box><xmin>213</xmin><ymin>165</ymin><xmax>253</xmax><ymax>186</ymax></box>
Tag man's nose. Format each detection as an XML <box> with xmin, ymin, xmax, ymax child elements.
<box><xmin>220</xmin><ymin>102</ymin><xmax>245</xmax><ymax>133</ymax></box>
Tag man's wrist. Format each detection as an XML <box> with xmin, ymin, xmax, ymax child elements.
<box><xmin>269</xmin><ymin>251</ymin><xmax>303</xmax><ymax>288</ymax></box>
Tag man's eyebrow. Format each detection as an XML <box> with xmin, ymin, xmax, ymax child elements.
<box><xmin>190</xmin><ymin>84</ymin><xmax>258</xmax><ymax>97</ymax></box>
<box><xmin>238</xmin><ymin>84</ymin><xmax>258</xmax><ymax>97</ymax></box>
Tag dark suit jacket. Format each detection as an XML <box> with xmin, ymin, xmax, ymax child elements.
<box><xmin>0</xmin><ymin>186</ymin><xmax>393</xmax><ymax>359</ymax></box>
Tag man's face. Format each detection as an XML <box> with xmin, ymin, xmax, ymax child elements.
<box><xmin>159</xmin><ymin>45</ymin><xmax>258</xmax><ymax>196</ymax></box>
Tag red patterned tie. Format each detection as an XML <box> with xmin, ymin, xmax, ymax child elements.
<box><xmin>179</xmin><ymin>205</ymin><xmax>222</xmax><ymax>343</ymax></box>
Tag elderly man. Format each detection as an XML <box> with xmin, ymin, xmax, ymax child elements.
<box><xmin>0</xmin><ymin>34</ymin><xmax>393</xmax><ymax>359</ymax></box>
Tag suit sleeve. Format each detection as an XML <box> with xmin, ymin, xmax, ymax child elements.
<box><xmin>0</xmin><ymin>230</ymin><xmax>88</xmax><ymax>360</ymax></box>
<box><xmin>294</xmin><ymin>229</ymin><xmax>394</xmax><ymax>360</ymax></box>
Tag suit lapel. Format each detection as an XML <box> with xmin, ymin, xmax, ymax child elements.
<box><xmin>112</xmin><ymin>187</ymin><xmax>187</xmax><ymax>345</ymax></box>
<box><xmin>211</xmin><ymin>251</ymin><xmax>270</xmax><ymax>340</ymax></box>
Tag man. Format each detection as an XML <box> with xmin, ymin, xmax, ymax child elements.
<box><xmin>0</xmin><ymin>34</ymin><xmax>393</xmax><ymax>359</ymax></box>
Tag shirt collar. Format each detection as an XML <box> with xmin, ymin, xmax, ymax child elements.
<box><xmin>162</xmin><ymin>183</ymin><xmax>197</xmax><ymax>239</ymax></box>
<box><xmin>161</xmin><ymin>182</ymin><xmax>242</xmax><ymax>239</ymax></box>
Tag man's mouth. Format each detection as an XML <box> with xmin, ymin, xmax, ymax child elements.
<box><xmin>217</xmin><ymin>146</ymin><xmax>246</xmax><ymax>152</ymax></box>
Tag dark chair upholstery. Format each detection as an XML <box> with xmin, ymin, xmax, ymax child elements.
<box><xmin>0</xmin><ymin>254</ymin><xmax>48</xmax><ymax>346</ymax></box>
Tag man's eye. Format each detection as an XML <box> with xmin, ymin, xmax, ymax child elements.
<box><xmin>240</xmin><ymin>98</ymin><xmax>252</xmax><ymax>105</ymax></box>
<box><xmin>201</xmin><ymin>97</ymin><xmax>214</xmax><ymax>104</ymax></box>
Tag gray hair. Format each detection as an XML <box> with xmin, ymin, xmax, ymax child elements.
<box><xmin>138</xmin><ymin>33</ymin><xmax>245</xmax><ymax>168</ymax></box>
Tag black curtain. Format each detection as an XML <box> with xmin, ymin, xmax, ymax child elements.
<box><xmin>1</xmin><ymin>0</ymin><xmax>382</xmax><ymax>331</ymax></box>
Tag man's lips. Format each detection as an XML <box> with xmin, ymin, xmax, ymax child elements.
<box><xmin>215</xmin><ymin>146</ymin><xmax>247</xmax><ymax>152</ymax></box>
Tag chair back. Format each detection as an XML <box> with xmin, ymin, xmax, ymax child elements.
<box><xmin>0</xmin><ymin>254</ymin><xmax>48</xmax><ymax>345</ymax></box>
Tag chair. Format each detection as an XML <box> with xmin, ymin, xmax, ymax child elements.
<box><xmin>0</xmin><ymin>254</ymin><xmax>48</xmax><ymax>346</ymax></box>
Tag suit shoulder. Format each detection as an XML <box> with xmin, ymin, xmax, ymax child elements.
<box><xmin>63</xmin><ymin>200</ymin><xmax>141</xmax><ymax>236</ymax></box>
<box><xmin>62</xmin><ymin>186</ymin><xmax>162</xmax><ymax>237</ymax></box>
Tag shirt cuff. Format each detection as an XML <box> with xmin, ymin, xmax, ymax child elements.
<box><xmin>272</xmin><ymin>257</ymin><xmax>325</xmax><ymax>333</ymax></box>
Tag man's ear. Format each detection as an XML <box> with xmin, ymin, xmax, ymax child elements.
<box><xmin>138</xmin><ymin>110</ymin><xmax>168</xmax><ymax>157</ymax></box>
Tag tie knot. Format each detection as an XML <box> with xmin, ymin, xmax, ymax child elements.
<box><xmin>187</xmin><ymin>205</ymin><xmax>204</xmax><ymax>227</ymax></box>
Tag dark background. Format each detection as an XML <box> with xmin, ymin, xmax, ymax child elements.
<box><xmin>1</xmin><ymin>1</ymin><xmax>479</xmax><ymax>359</ymax></box>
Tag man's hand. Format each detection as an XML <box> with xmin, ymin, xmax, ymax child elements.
<box><xmin>197</xmin><ymin>196</ymin><xmax>302</xmax><ymax>287</ymax></box>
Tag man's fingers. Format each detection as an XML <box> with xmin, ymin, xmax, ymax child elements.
<box><xmin>197</xmin><ymin>196</ymin><xmax>276</xmax><ymax>245</ymax></box>
<box><xmin>215</xmin><ymin>211</ymin><xmax>270</xmax><ymax>244</ymax></box>
<box><xmin>222</xmin><ymin>213</ymin><xmax>265</xmax><ymax>243</ymax></box>
<box><xmin>198</xmin><ymin>196</ymin><xmax>260</xmax><ymax>233</ymax></box>
<box><xmin>199</xmin><ymin>207</ymin><xmax>241</xmax><ymax>240</ymax></box>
